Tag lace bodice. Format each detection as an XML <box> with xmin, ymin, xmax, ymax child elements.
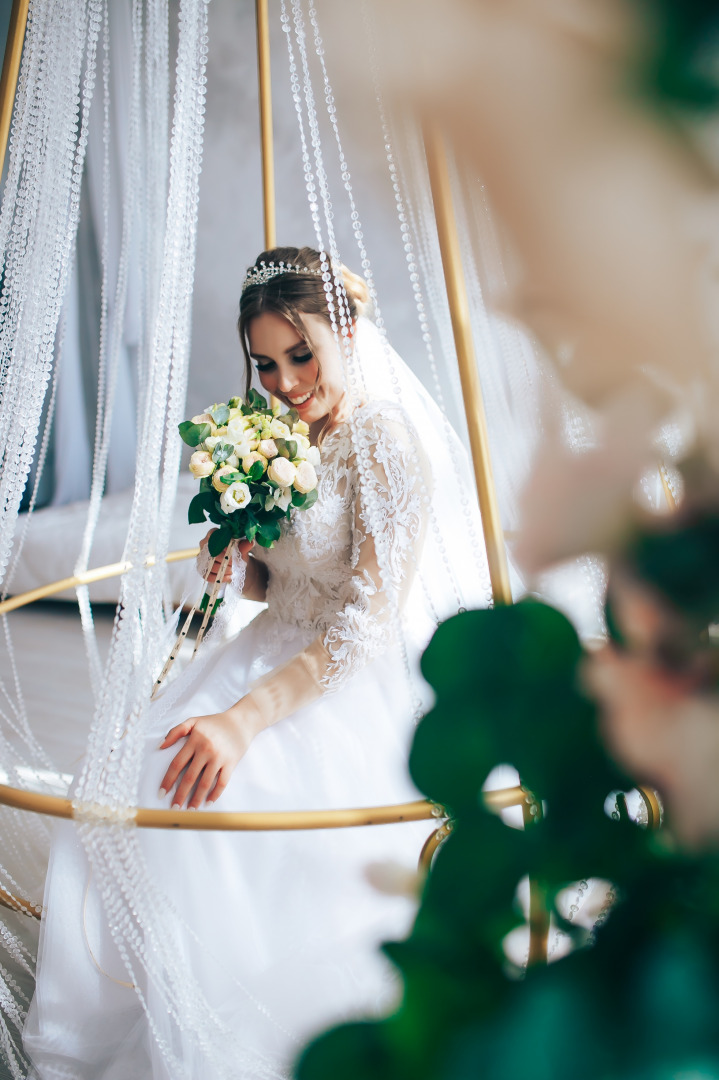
<box><xmin>250</xmin><ymin>399</ymin><xmax>426</xmax><ymax>692</ymax></box>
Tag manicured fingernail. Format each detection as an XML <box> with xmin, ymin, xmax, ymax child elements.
<box><xmin>171</xmin><ymin>802</ymin><xmax>180</xmax><ymax>809</ymax></box>
<box><xmin>188</xmin><ymin>806</ymin><xmax>197</xmax><ymax>812</ymax></box>
<box><xmin>158</xmin><ymin>787</ymin><xmax>167</xmax><ymax>799</ymax></box>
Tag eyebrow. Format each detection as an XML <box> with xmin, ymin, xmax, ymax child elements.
<box><xmin>249</xmin><ymin>339</ymin><xmax>307</xmax><ymax>362</ymax></box>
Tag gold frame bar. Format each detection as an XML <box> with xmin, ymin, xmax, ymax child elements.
<box><xmin>256</xmin><ymin>0</ymin><xmax>276</xmax><ymax>250</ymax></box>
<box><xmin>0</xmin><ymin>0</ymin><xmax>28</xmax><ymax>173</ymax></box>
<box><xmin>423</xmin><ymin>119</ymin><xmax>512</xmax><ymax>606</ymax></box>
<box><xmin>0</xmin><ymin>548</ymin><xmax>200</xmax><ymax>615</ymax></box>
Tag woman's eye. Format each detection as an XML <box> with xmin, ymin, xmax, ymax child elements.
<box><xmin>255</xmin><ymin>361</ymin><xmax>275</xmax><ymax>373</ymax></box>
<box><xmin>292</xmin><ymin>352</ymin><xmax>313</xmax><ymax>364</ymax></box>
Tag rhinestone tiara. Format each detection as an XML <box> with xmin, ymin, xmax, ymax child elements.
<box><xmin>241</xmin><ymin>260</ymin><xmax>324</xmax><ymax>295</ymax></box>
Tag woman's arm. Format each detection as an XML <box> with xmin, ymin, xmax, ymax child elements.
<box><xmin>162</xmin><ymin>410</ymin><xmax>428</xmax><ymax>808</ymax></box>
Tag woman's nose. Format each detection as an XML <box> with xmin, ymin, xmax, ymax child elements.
<box><xmin>276</xmin><ymin>370</ymin><xmax>295</xmax><ymax>393</ymax></box>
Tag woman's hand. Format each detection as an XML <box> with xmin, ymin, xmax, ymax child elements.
<box><xmin>158</xmin><ymin>698</ymin><xmax>266</xmax><ymax>809</ymax></box>
<box><xmin>198</xmin><ymin>529</ymin><xmax>253</xmax><ymax>585</ymax></box>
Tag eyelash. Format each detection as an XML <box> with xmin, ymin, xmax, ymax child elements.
<box><xmin>255</xmin><ymin>352</ymin><xmax>313</xmax><ymax>372</ymax></box>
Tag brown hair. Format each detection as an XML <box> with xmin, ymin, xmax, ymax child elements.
<box><xmin>237</xmin><ymin>245</ymin><xmax>370</xmax><ymax>400</ymax></box>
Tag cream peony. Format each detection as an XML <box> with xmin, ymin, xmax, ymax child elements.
<box><xmin>188</xmin><ymin>450</ymin><xmax>215</xmax><ymax>479</ymax></box>
<box><xmin>270</xmin><ymin>418</ymin><xmax>292</xmax><ymax>440</ymax></box>
<box><xmin>258</xmin><ymin>439</ymin><xmax>278</xmax><ymax>459</ymax></box>
<box><xmin>305</xmin><ymin>445</ymin><xmax>321</xmax><ymax>468</ymax></box>
<box><xmin>211</xmin><ymin>465</ymin><xmax>239</xmax><ymax>492</ymax></box>
<box><xmin>220</xmin><ymin>480</ymin><xmax>251</xmax><ymax>515</ymax></box>
<box><xmin>292</xmin><ymin>419</ymin><xmax>310</xmax><ymax>436</ymax></box>
<box><xmin>267</xmin><ymin>457</ymin><xmax>297</xmax><ymax>488</ymax></box>
<box><xmin>293</xmin><ymin>460</ymin><xmax>318</xmax><ymax>494</ymax></box>
<box><xmin>242</xmin><ymin>451</ymin><xmax>268</xmax><ymax>475</ymax></box>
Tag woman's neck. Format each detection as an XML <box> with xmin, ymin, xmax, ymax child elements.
<box><xmin>309</xmin><ymin>392</ymin><xmax>354</xmax><ymax>443</ymax></box>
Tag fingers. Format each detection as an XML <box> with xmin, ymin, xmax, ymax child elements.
<box><xmin>237</xmin><ymin>539</ymin><xmax>254</xmax><ymax>559</ymax></box>
<box><xmin>159</xmin><ymin>738</ymin><xmax>194</xmax><ymax>799</ymax></box>
<box><xmin>171</xmin><ymin>757</ymin><xmax>209</xmax><ymax>809</ymax></box>
<box><xmin>188</xmin><ymin>763</ymin><xmax>221</xmax><ymax>809</ymax></box>
<box><xmin>159</xmin><ymin>719</ymin><xmax>194</xmax><ymax>749</ymax></box>
<box><xmin>205</xmin><ymin>765</ymin><xmax>232</xmax><ymax>805</ymax></box>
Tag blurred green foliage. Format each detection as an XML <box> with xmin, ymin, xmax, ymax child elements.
<box><xmin>635</xmin><ymin>0</ymin><xmax>719</xmax><ymax>108</ymax></box>
<box><xmin>296</xmin><ymin>600</ymin><xmax>719</xmax><ymax>1080</ymax></box>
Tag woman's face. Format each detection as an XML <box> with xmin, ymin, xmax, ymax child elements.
<box><xmin>247</xmin><ymin>310</ymin><xmax>348</xmax><ymax>428</ymax></box>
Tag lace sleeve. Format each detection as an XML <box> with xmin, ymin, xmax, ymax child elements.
<box><xmin>243</xmin><ymin>407</ymin><xmax>429</xmax><ymax>723</ymax></box>
<box><xmin>320</xmin><ymin>409</ymin><xmax>426</xmax><ymax>690</ymax></box>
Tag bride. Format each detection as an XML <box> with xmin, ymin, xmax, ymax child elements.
<box><xmin>23</xmin><ymin>246</ymin><xmax>487</xmax><ymax>1080</ymax></box>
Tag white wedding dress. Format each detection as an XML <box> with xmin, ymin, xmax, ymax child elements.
<box><xmin>23</xmin><ymin>399</ymin><xmax>441</xmax><ymax>1080</ymax></box>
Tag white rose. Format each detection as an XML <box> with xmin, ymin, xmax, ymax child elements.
<box><xmin>292</xmin><ymin>419</ymin><xmax>310</xmax><ymax>436</ymax></box>
<box><xmin>226</xmin><ymin>453</ymin><xmax>239</xmax><ymax>468</ymax></box>
<box><xmin>305</xmin><ymin>445</ymin><xmax>321</xmax><ymax>468</ymax></box>
<box><xmin>220</xmin><ymin>480</ymin><xmax>251</xmax><ymax>515</ymax></box>
<box><xmin>242</xmin><ymin>451</ymin><xmax>268</xmax><ymax>475</ymax></box>
<box><xmin>270</xmin><ymin>419</ymin><xmax>292</xmax><ymax>440</ymax></box>
<box><xmin>258</xmin><ymin>439</ymin><xmax>278</xmax><ymax>459</ymax></box>
<box><xmin>268</xmin><ymin>487</ymin><xmax>292</xmax><ymax>512</ymax></box>
<box><xmin>188</xmin><ymin>450</ymin><xmax>215</xmax><ymax>479</ymax></box>
<box><xmin>267</xmin><ymin>457</ymin><xmax>297</xmax><ymax>488</ymax></box>
<box><xmin>227</xmin><ymin>416</ymin><xmax>251</xmax><ymax>443</ymax></box>
<box><xmin>293</xmin><ymin>460</ymin><xmax>318</xmax><ymax>494</ymax></box>
<box><xmin>204</xmin><ymin>435</ymin><xmax>222</xmax><ymax>451</ymax></box>
<box><xmin>233</xmin><ymin>438</ymin><xmax>253</xmax><ymax>460</ymax></box>
<box><xmin>212</xmin><ymin>465</ymin><xmax>240</xmax><ymax>492</ymax></box>
<box><xmin>291</xmin><ymin>432</ymin><xmax>310</xmax><ymax>458</ymax></box>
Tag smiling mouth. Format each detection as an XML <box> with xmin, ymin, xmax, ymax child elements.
<box><xmin>287</xmin><ymin>390</ymin><xmax>314</xmax><ymax>405</ymax></box>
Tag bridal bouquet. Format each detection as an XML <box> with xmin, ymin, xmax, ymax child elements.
<box><xmin>179</xmin><ymin>388</ymin><xmax>320</xmax><ymax>557</ymax></box>
<box><xmin>153</xmin><ymin>392</ymin><xmax>320</xmax><ymax>696</ymax></box>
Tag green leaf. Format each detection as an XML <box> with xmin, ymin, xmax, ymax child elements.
<box><xmin>228</xmin><ymin>396</ymin><xmax>241</xmax><ymax>409</ymax></box>
<box><xmin>257</xmin><ymin>519</ymin><xmax>281</xmax><ymax>544</ymax></box>
<box><xmin>210</xmin><ymin>403</ymin><xmax>230</xmax><ymax>426</ymax></box>
<box><xmin>244</xmin><ymin>522</ymin><xmax>258</xmax><ymax>542</ymax></box>
<box><xmin>199</xmin><ymin>476</ymin><xmax>213</xmax><ymax>492</ymax></box>
<box><xmin>249</xmin><ymin>460</ymin><xmax>265</xmax><ymax>481</ymax></box>
<box><xmin>300</xmin><ymin>488</ymin><xmax>318</xmax><ymax>510</ymax></box>
<box><xmin>188</xmin><ymin>492</ymin><xmax>213</xmax><ymax>524</ymax></box>
<box><xmin>291</xmin><ymin>488</ymin><xmax>307</xmax><ymax>508</ymax></box>
<box><xmin>211</xmin><ymin>441</ymin><xmax>235</xmax><ymax>464</ymax></box>
<box><xmin>254</xmin><ymin>532</ymin><xmax>274</xmax><ymax>548</ymax></box>
<box><xmin>286</xmin><ymin>439</ymin><xmax>298</xmax><ymax>460</ymax></box>
<box><xmin>275</xmin><ymin>438</ymin><xmax>290</xmax><ymax>459</ymax></box>
<box><xmin>241</xmin><ymin>403</ymin><xmax>253</xmax><ymax>416</ymax></box>
<box><xmin>178</xmin><ymin>420</ymin><xmax>211</xmax><ymax>447</ymax></box>
<box><xmin>218</xmin><ymin>469</ymin><xmax>240</xmax><ymax>486</ymax></box>
<box><xmin>208</xmin><ymin>526</ymin><xmax>232</xmax><ymax>557</ymax></box>
<box><xmin>248</xmin><ymin>388</ymin><xmax>268</xmax><ymax>410</ymax></box>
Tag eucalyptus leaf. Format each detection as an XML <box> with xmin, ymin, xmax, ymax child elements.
<box><xmin>178</xmin><ymin>420</ymin><xmax>211</xmax><ymax>447</ymax></box>
<box><xmin>286</xmin><ymin>440</ymin><xmax>298</xmax><ymax>460</ymax></box>
<box><xmin>249</xmin><ymin>460</ymin><xmax>265</xmax><ymax>481</ymax></box>
<box><xmin>211</xmin><ymin>441</ymin><xmax>235</xmax><ymax>464</ymax></box>
<box><xmin>275</xmin><ymin>438</ymin><xmax>290</xmax><ymax>459</ymax></box>
<box><xmin>301</xmin><ymin>488</ymin><xmax>318</xmax><ymax>510</ymax></box>
<box><xmin>210</xmin><ymin>403</ymin><xmax>230</xmax><ymax>426</ymax></box>
<box><xmin>248</xmin><ymin>388</ymin><xmax>268</xmax><ymax>410</ymax></box>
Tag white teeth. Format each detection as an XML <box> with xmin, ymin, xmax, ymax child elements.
<box><xmin>288</xmin><ymin>391</ymin><xmax>312</xmax><ymax>404</ymax></box>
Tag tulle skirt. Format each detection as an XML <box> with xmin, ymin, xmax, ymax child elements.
<box><xmin>23</xmin><ymin>613</ymin><xmax>431</xmax><ymax>1080</ymax></box>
